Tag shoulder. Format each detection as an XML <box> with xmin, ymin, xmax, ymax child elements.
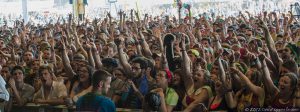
<box><xmin>195</xmin><ymin>86</ymin><xmax>213</xmax><ymax>98</ymax></box>
<box><xmin>53</xmin><ymin>81</ymin><xmax>66</xmax><ymax>88</ymax></box>
<box><xmin>167</xmin><ymin>87</ymin><xmax>179</xmax><ymax>97</ymax></box>
<box><xmin>98</xmin><ymin>96</ymin><xmax>114</xmax><ymax>103</ymax></box>
<box><xmin>186</xmin><ymin>84</ymin><xmax>195</xmax><ymax>96</ymax></box>
<box><xmin>97</xmin><ymin>96</ymin><xmax>116</xmax><ymax>109</ymax></box>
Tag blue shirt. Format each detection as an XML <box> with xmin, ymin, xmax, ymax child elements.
<box><xmin>125</xmin><ymin>74</ymin><xmax>149</xmax><ymax>109</ymax></box>
<box><xmin>136</xmin><ymin>74</ymin><xmax>149</xmax><ymax>96</ymax></box>
<box><xmin>76</xmin><ymin>92</ymin><xmax>116</xmax><ymax>112</ymax></box>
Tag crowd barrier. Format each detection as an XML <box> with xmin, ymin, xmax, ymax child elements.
<box><xmin>10</xmin><ymin>103</ymin><xmax>142</xmax><ymax>112</ymax></box>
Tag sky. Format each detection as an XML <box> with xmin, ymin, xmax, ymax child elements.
<box><xmin>0</xmin><ymin>0</ymin><xmax>298</xmax><ymax>18</ymax></box>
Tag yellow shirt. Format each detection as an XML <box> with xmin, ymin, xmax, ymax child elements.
<box><xmin>182</xmin><ymin>85</ymin><xmax>213</xmax><ymax>108</ymax></box>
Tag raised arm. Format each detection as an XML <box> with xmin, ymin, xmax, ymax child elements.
<box><xmin>181</xmin><ymin>35</ymin><xmax>194</xmax><ymax>91</ymax></box>
<box><xmin>60</xmin><ymin>39</ymin><xmax>76</xmax><ymax>79</ymax></box>
<box><xmin>153</xmin><ymin>27</ymin><xmax>168</xmax><ymax>69</ymax></box>
<box><xmin>224</xmin><ymin>75</ymin><xmax>237</xmax><ymax>109</ymax></box>
<box><xmin>119</xmin><ymin>11</ymin><xmax>124</xmax><ymax>32</ymax></box>
<box><xmin>70</xmin><ymin>27</ymin><xmax>88</xmax><ymax>58</ymax></box>
<box><xmin>115</xmin><ymin>37</ymin><xmax>132</xmax><ymax>75</ymax></box>
<box><xmin>218</xmin><ymin>58</ymin><xmax>226</xmax><ymax>84</ymax></box>
<box><xmin>91</xmin><ymin>42</ymin><xmax>103</xmax><ymax>70</ymax></box>
<box><xmin>257</xmin><ymin>18</ymin><xmax>282</xmax><ymax>70</ymax></box>
<box><xmin>272</xmin><ymin>12</ymin><xmax>280</xmax><ymax>34</ymax></box>
<box><xmin>138</xmin><ymin>30</ymin><xmax>152</xmax><ymax>58</ymax></box>
<box><xmin>85</xmin><ymin>43</ymin><xmax>95</xmax><ymax>68</ymax></box>
<box><xmin>230</xmin><ymin>67</ymin><xmax>265</xmax><ymax>98</ymax></box>
<box><xmin>50</xmin><ymin>39</ymin><xmax>57</xmax><ymax>74</ymax></box>
<box><xmin>258</xmin><ymin>54</ymin><xmax>279</xmax><ymax>97</ymax></box>
<box><xmin>132</xmin><ymin>32</ymin><xmax>143</xmax><ymax>56</ymax></box>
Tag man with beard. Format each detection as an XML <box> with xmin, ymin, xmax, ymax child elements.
<box><xmin>22</xmin><ymin>51</ymin><xmax>34</xmax><ymax>66</ymax></box>
<box><xmin>115</xmin><ymin>37</ymin><xmax>154</xmax><ymax>109</ymax></box>
<box><xmin>76</xmin><ymin>70</ymin><xmax>116</xmax><ymax>112</ymax></box>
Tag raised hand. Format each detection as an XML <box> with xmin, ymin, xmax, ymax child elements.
<box><xmin>128</xmin><ymin>80</ymin><xmax>138</xmax><ymax>92</ymax></box>
<box><xmin>114</xmin><ymin>36</ymin><xmax>124</xmax><ymax>48</ymax></box>
<box><xmin>258</xmin><ymin>53</ymin><xmax>266</xmax><ymax>62</ymax></box>
<box><xmin>256</xmin><ymin>18</ymin><xmax>268</xmax><ymax>29</ymax></box>
<box><xmin>263</xmin><ymin>11</ymin><xmax>268</xmax><ymax>17</ymax></box>
<box><xmin>84</xmin><ymin>42</ymin><xmax>92</xmax><ymax>51</ymax></box>
<box><xmin>230</xmin><ymin>67</ymin><xmax>240</xmax><ymax>74</ymax></box>
<box><xmin>152</xmin><ymin>26</ymin><xmax>161</xmax><ymax>38</ymax></box>
<box><xmin>247</xmin><ymin>52</ymin><xmax>257</xmax><ymax>60</ymax></box>
<box><xmin>224</xmin><ymin>75</ymin><xmax>232</xmax><ymax>91</ymax></box>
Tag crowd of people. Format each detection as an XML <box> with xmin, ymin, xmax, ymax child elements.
<box><xmin>0</xmin><ymin>9</ymin><xmax>300</xmax><ymax>112</ymax></box>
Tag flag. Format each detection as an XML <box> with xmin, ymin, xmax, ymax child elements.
<box><xmin>136</xmin><ymin>1</ymin><xmax>141</xmax><ymax>20</ymax></box>
<box><xmin>177</xmin><ymin>0</ymin><xmax>182</xmax><ymax>8</ymax></box>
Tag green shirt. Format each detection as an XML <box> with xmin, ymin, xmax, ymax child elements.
<box><xmin>165</xmin><ymin>87</ymin><xmax>179</xmax><ymax>106</ymax></box>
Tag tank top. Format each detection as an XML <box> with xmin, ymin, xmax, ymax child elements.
<box><xmin>271</xmin><ymin>93</ymin><xmax>294</xmax><ymax>108</ymax></box>
<box><xmin>237</xmin><ymin>92</ymin><xmax>263</xmax><ymax>112</ymax></box>
<box><xmin>182</xmin><ymin>85</ymin><xmax>213</xmax><ymax>107</ymax></box>
<box><xmin>209</xmin><ymin>96</ymin><xmax>230</xmax><ymax>111</ymax></box>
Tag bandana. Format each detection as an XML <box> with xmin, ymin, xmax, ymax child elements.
<box><xmin>165</xmin><ymin>69</ymin><xmax>172</xmax><ymax>82</ymax></box>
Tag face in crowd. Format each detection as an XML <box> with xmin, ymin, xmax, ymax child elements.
<box><xmin>40</xmin><ymin>67</ymin><xmax>53</xmax><ymax>86</ymax></box>
<box><xmin>0</xmin><ymin>39</ymin><xmax>4</xmax><ymax>49</ymax></box>
<box><xmin>23</xmin><ymin>51</ymin><xmax>34</xmax><ymax>63</ymax></box>
<box><xmin>78</xmin><ymin>66</ymin><xmax>90</xmax><ymax>83</ymax></box>
<box><xmin>12</xmin><ymin>68</ymin><xmax>24</xmax><ymax>83</ymax></box>
<box><xmin>156</xmin><ymin>70</ymin><xmax>168</xmax><ymax>88</ymax></box>
<box><xmin>131</xmin><ymin>63</ymin><xmax>143</xmax><ymax>78</ymax></box>
<box><xmin>113</xmin><ymin>69</ymin><xmax>126</xmax><ymax>81</ymax></box>
<box><xmin>1</xmin><ymin>66</ymin><xmax>10</xmax><ymax>81</ymax></box>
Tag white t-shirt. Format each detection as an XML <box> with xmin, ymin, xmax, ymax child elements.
<box><xmin>0</xmin><ymin>75</ymin><xmax>9</xmax><ymax>112</ymax></box>
<box><xmin>0</xmin><ymin>75</ymin><xmax>9</xmax><ymax>101</ymax></box>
